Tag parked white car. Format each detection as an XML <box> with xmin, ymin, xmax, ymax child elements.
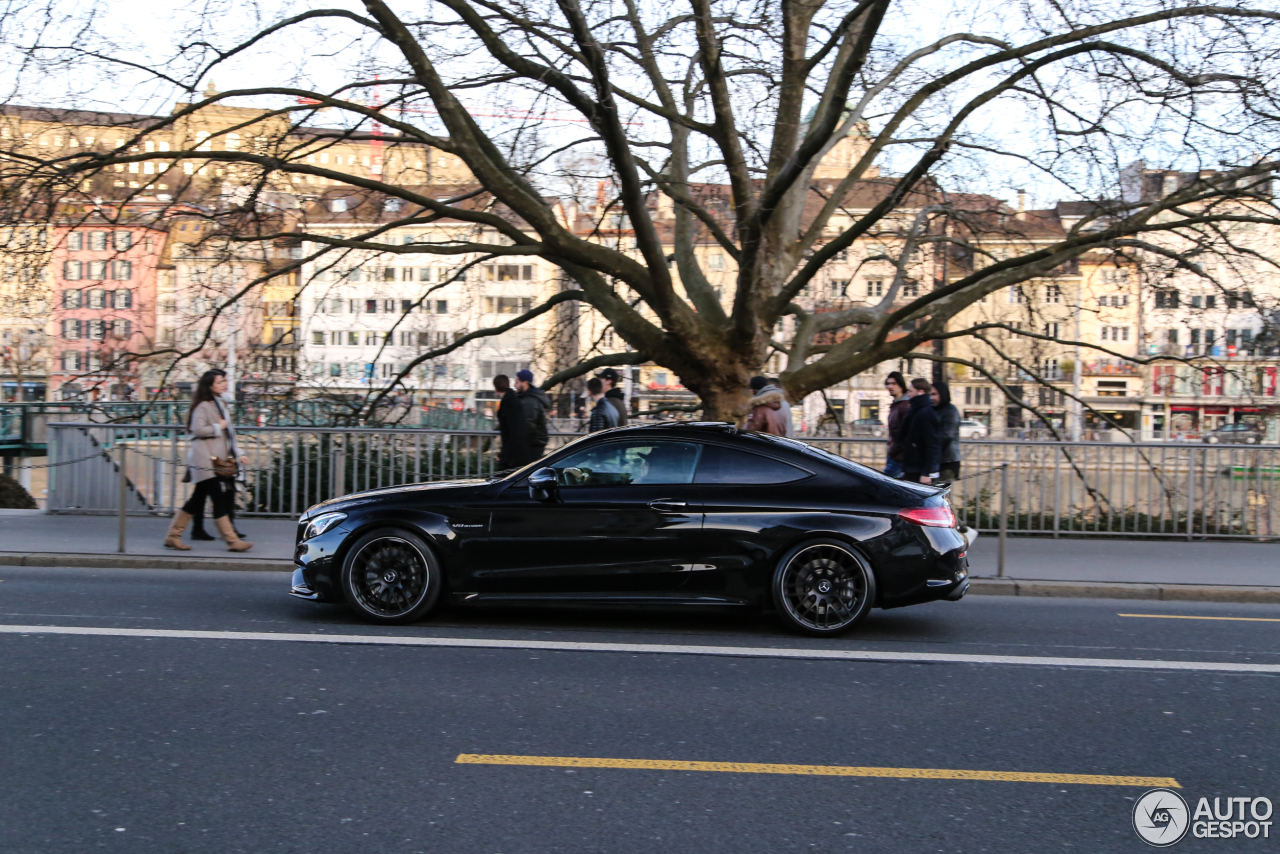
<box><xmin>958</xmin><ymin>419</ymin><xmax>988</xmax><ymax>439</ymax></box>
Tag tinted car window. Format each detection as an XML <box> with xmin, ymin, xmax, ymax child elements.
<box><xmin>694</xmin><ymin>443</ymin><xmax>810</xmax><ymax>484</ymax></box>
<box><xmin>553</xmin><ymin>440</ymin><xmax>701</xmax><ymax>486</ymax></box>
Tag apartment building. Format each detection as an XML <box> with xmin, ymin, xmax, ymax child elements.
<box><xmin>294</xmin><ymin>191</ymin><xmax>559</xmax><ymax>410</ymax></box>
<box><xmin>48</xmin><ymin>214</ymin><xmax>166</xmax><ymax>400</ymax></box>
<box><xmin>0</xmin><ymin>225</ymin><xmax>50</xmax><ymax>401</ymax></box>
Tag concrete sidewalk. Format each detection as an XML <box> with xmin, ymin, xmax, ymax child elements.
<box><xmin>1</xmin><ymin>510</ymin><xmax>1277</xmax><ymax>601</ymax></box>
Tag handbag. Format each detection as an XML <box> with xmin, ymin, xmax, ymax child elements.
<box><xmin>210</xmin><ymin>455</ymin><xmax>238</xmax><ymax>478</ymax></box>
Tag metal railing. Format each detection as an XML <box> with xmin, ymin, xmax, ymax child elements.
<box><xmin>44</xmin><ymin>424</ymin><xmax>1280</xmax><ymax>540</ymax></box>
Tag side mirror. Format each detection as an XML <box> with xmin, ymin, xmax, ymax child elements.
<box><xmin>528</xmin><ymin>467</ymin><xmax>559</xmax><ymax>502</ymax></box>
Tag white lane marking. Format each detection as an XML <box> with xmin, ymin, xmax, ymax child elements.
<box><xmin>0</xmin><ymin>623</ymin><xmax>1277</xmax><ymax>674</ymax></box>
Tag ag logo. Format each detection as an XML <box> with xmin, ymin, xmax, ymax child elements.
<box><xmin>1134</xmin><ymin>788</ymin><xmax>1190</xmax><ymax>847</ymax></box>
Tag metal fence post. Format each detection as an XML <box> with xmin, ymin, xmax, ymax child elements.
<box><xmin>117</xmin><ymin>440</ymin><xmax>127</xmax><ymax>554</ymax></box>
<box><xmin>998</xmin><ymin>462</ymin><xmax>1009</xmax><ymax>577</ymax></box>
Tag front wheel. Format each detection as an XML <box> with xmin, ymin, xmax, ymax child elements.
<box><xmin>772</xmin><ymin>540</ymin><xmax>877</xmax><ymax>637</ymax></box>
<box><xmin>1207</xmin><ymin>435</ymin><xmax>1220</xmax><ymax>444</ymax></box>
<box><xmin>341</xmin><ymin>528</ymin><xmax>442</xmax><ymax>625</ymax></box>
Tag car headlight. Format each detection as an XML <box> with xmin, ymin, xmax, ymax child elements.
<box><xmin>302</xmin><ymin>512</ymin><xmax>347</xmax><ymax>541</ymax></box>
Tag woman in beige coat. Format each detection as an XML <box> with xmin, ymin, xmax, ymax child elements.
<box><xmin>163</xmin><ymin>370</ymin><xmax>253</xmax><ymax>552</ymax></box>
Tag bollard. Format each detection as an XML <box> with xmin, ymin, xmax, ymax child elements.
<box><xmin>117</xmin><ymin>442</ymin><xmax>127</xmax><ymax>554</ymax></box>
<box><xmin>997</xmin><ymin>462</ymin><xmax>1008</xmax><ymax>578</ymax></box>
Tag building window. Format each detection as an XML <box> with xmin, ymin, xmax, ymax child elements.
<box><xmin>1006</xmin><ymin>287</ymin><xmax>1024</xmax><ymax>304</ymax></box>
<box><xmin>111</xmin><ymin>319</ymin><xmax>131</xmax><ymax>339</ymax></box>
<box><xmin>113</xmin><ymin>231</ymin><xmax>132</xmax><ymax>251</ymax></box>
<box><xmin>866</xmin><ymin>280</ymin><xmax>883</xmax><ymax>297</ymax></box>
<box><xmin>365</xmin><ymin>300</ymin><xmax>378</xmax><ymax>314</ymax></box>
<box><xmin>365</xmin><ymin>331</ymin><xmax>380</xmax><ymax>346</ymax></box>
<box><xmin>89</xmin><ymin>231</ymin><xmax>108</xmax><ymax>251</ymax></box>
<box><xmin>61</xmin><ymin>319</ymin><xmax>81</xmax><ymax>339</ymax></box>
<box><xmin>435</xmin><ymin>300</ymin><xmax>448</xmax><ymax>314</ymax></box>
<box><xmin>1154</xmin><ymin>290</ymin><xmax>1179</xmax><ymax>309</ymax></box>
<box><xmin>964</xmin><ymin>386</ymin><xmax>993</xmax><ymax>406</ymax></box>
<box><xmin>383</xmin><ymin>299</ymin><xmax>396</xmax><ymax>313</ymax></box>
<box><xmin>347</xmin><ymin>331</ymin><xmax>359</xmax><ymax>346</ymax></box>
<box><xmin>111</xmin><ymin>261</ymin><xmax>132</xmax><ymax>281</ymax></box>
<box><xmin>66</xmin><ymin>232</ymin><xmax>83</xmax><ymax>251</ymax></box>
<box><xmin>1045</xmin><ymin>284</ymin><xmax>1062</xmax><ymax>304</ymax></box>
<box><xmin>63</xmin><ymin>260</ymin><xmax>82</xmax><ymax>280</ymax></box>
<box><xmin>1043</xmin><ymin>322</ymin><xmax>1060</xmax><ymax>338</ymax></box>
<box><xmin>331</xmin><ymin>198</ymin><xmax>348</xmax><ymax>213</ymax></box>
<box><xmin>113</xmin><ymin>290</ymin><xmax>132</xmax><ymax>309</ymax></box>
<box><xmin>401</xmin><ymin>299</ymin><xmax>414</xmax><ymax>313</ymax></box>
<box><xmin>482</xmin><ymin>296</ymin><xmax>532</xmax><ymax>314</ymax></box>
<box><xmin>88</xmin><ymin>260</ymin><xmax>106</xmax><ymax>280</ymax></box>
<box><xmin>312</xmin><ymin>331</ymin><xmax>325</xmax><ymax>346</ymax></box>
<box><xmin>484</xmin><ymin>265</ymin><xmax>534</xmax><ymax>281</ymax></box>
<box><xmin>1101</xmin><ymin>326</ymin><xmax>1129</xmax><ymax>342</ymax></box>
<box><xmin>87</xmin><ymin>320</ymin><xmax>105</xmax><ymax>340</ymax></box>
<box><xmin>62</xmin><ymin>289</ymin><xmax>82</xmax><ymax>309</ymax></box>
<box><xmin>901</xmin><ymin>282</ymin><xmax>920</xmax><ymax>297</ymax></box>
<box><xmin>329</xmin><ymin>363</ymin><xmax>342</xmax><ymax>377</ymax></box>
<box><xmin>88</xmin><ymin>289</ymin><xmax>108</xmax><ymax>309</ymax></box>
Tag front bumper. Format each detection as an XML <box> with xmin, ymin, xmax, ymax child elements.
<box><xmin>291</xmin><ymin>525</ymin><xmax>350</xmax><ymax>603</ymax></box>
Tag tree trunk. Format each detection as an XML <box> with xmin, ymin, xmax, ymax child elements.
<box><xmin>686</xmin><ymin>362</ymin><xmax>756</xmax><ymax>424</ymax></box>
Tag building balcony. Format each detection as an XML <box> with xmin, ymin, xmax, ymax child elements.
<box><xmin>1084</xmin><ymin>359</ymin><xmax>1141</xmax><ymax>376</ymax></box>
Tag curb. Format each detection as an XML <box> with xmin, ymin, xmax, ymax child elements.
<box><xmin>968</xmin><ymin>577</ymin><xmax>1280</xmax><ymax>604</ymax></box>
<box><xmin>1</xmin><ymin>554</ymin><xmax>1277</xmax><ymax>604</ymax></box>
<box><xmin>0</xmin><ymin>552</ymin><xmax>291</xmax><ymax>573</ymax></box>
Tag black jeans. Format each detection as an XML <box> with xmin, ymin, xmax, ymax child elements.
<box><xmin>181</xmin><ymin>477</ymin><xmax>235</xmax><ymax>519</ymax></box>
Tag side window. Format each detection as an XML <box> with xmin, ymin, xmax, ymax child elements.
<box><xmin>694</xmin><ymin>443</ymin><xmax>810</xmax><ymax>485</ymax></box>
<box><xmin>552</xmin><ymin>441</ymin><xmax>701</xmax><ymax>486</ymax></box>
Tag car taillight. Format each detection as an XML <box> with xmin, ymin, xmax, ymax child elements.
<box><xmin>898</xmin><ymin>506</ymin><xmax>957</xmax><ymax>528</ymax></box>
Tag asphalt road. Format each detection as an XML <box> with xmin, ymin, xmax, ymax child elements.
<box><xmin>1</xmin><ymin>565</ymin><xmax>1278</xmax><ymax>853</ymax></box>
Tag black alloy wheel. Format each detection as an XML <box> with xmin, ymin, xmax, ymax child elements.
<box><xmin>341</xmin><ymin>528</ymin><xmax>441</xmax><ymax>624</ymax></box>
<box><xmin>772</xmin><ymin>540</ymin><xmax>876</xmax><ymax>636</ymax></box>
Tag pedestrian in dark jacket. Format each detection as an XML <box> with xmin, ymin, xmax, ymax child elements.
<box><xmin>597</xmin><ymin>367</ymin><xmax>628</xmax><ymax>426</ymax></box>
<box><xmin>515</xmin><ymin>369</ymin><xmax>552</xmax><ymax>460</ymax></box>
<box><xmin>494</xmin><ymin>374</ymin><xmax>533</xmax><ymax>469</ymax></box>
<box><xmin>587</xmin><ymin>377</ymin><xmax>619</xmax><ymax>432</ymax></box>
<box><xmin>931</xmin><ymin>379</ymin><xmax>961</xmax><ymax>482</ymax></box>
<box><xmin>884</xmin><ymin>370</ymin><xmax>910</xmax><ymax>478</ymax></box>
<box><xmin>745</xmin><ymin>376</ymin><xmax>794</xmax><ymax>436</ymax></box>
<box><xmin>900</xmin><ymin>378</ymin><xmax>942</xmax><ymax>484</ymax></box>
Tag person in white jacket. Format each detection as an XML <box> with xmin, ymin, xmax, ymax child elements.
<box><xmin>163</xmin><ymin>370</ymin><xmax>253</xmax><ymax>552</ymax></box>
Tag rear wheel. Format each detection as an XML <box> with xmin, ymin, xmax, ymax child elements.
<box><xmin>341</xmin><ymin>528</ymin><xmax>441</xmax><ymax>625</ymax></box>
<box><xmin>772</xmin><ymin>540</ymin><xmax>876</xmax><ymax>637</ymax></box>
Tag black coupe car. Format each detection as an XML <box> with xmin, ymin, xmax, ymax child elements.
<box><xmin>290</xmin><ymin>422</ymin><xmax>969</xmax><ymax>636</ymax></box>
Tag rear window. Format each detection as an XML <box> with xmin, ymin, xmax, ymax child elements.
<box><xmin>694</xmin><ymin>443</ymin><xmax>810</xmax><ymax>485</ymax></box>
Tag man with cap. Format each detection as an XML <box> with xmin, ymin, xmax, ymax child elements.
<box><xmin>515</xmin><ymin>369</ymin><xmax>552</xmax><ymax>460</ymax></box>
<box><xmin>745</xmin><ymin>376</ymin><xmax>794</xmax><ymax>436</ymax></box>
<box><xmin>597</xmin><ymin>367</ymin><xmax>629</xmax><ymax>427</ymax></box>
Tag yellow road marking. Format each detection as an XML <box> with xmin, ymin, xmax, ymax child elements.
<box><xmin>1119</xmin><ymin>613</ymin><xmax>1280</xmax><ymax>623</ymax></box>
<box><xmin>455</xmin><ymin>754</ymin><xmax>1178</xmax><ymax>788</ymax></box>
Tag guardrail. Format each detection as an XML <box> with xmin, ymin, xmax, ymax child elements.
<box><xmin>44</xmin><ymin>424</ymin><xmax>1280</xmax><ymax>540</ymax></box>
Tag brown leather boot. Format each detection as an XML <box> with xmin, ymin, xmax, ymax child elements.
<box><xmin>215</xmin><ymin>516</ymin><xmax>253</xmax><ymax>552</ymax></box>
<box><xmin>164</xmin><ymin>510</ymin><xmax>194</xmax><ymax>550</ymax></box>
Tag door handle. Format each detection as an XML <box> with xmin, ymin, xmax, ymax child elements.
<box><xmin>648</xmin><ymin>499</ymin><xmax>687</xmax><ymax>511</ymax></box>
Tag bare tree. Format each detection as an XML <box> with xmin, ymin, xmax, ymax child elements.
<box><xmin>3</xmin><ymin>0</ymin><xmax>1280</xmax><ymax>421</ymax></box>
